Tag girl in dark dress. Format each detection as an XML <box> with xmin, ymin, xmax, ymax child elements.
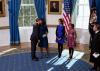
<box><xmin>67</xmin><ymin>24</ymin><xmax>77</xmax><ymax>59</ymax></box>
<box><xmin>38</xmin><ymin>19</ymin><xmax>49</xmax><ymax>58</ymax></box>
<box><xmin>56</xmin><ymin>18</ymin><xmax>65</xmax><ymax>58</ymax></box>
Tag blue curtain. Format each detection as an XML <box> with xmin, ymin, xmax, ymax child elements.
<box><xmin>8</xmin><ymin>0</ymin><xmax>21</xmax><ymax>45</ymax></box>
<box><xmin>34</xmin><ymin>0</ymin><xmax>46</xmax><ymax>19</ymax></box>
<box><xmin>95</xmin><ymin>0</ymin><xmax>100</xmax><ymax>25</ymax></box>
<box><xmin>89</xmin><ymin>0</ymin><xmax>96</xmax><ymax>8</ymax></box>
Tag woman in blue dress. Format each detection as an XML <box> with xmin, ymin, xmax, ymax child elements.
<box><xmin>56</xmin><ymin>18</ymin><xmax>65</xmax><ymax>58</ymax></box>
<box><xmin>38</xmin><ymin>19</ymin><xmax>49</xmax><ymax>58</ymax></box>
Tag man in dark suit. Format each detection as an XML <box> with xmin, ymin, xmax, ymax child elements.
<box><xmin>90</xmin><ymin>24</ymin><xmax>100</xmax><ymax>71</ymax></box>
<box><xmin>88</xmin><ymin>22</ymin><xmax>95</xmax><ymax>49</ymax></box>
<box><xmin>30</xmin><ymin>18</ymin><xmax>39</xmax><ymax>61</ymax></box>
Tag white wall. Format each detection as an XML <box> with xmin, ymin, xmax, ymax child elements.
<box><xmin>0</xmin><ymin>3</ymin><xmax>9</xmax><ymax>27</ymax></box>
<box><xmin>0</xmin><ymin>29</ymin><xmax>10</xmax><ymax>46</ymax></box>
<box><xmin>19</xmin><ymin>27</ymin><xmax>90</xmax><ymax>44</ymax></box>
<box><xmin>76</xmin><ymin>28</ymin><xmax>90</xmax><ymax>44</ymax></box>
<box><xmin>46</xmin><ymin>3</ymin><xmax>63</xmax><ymax>25</ymax></box>
<box><xmin>0</xmin><ymin>2</ymin><xmax>10</xmax><ymax>47</ymax></box>
<box><xmin>0</xmin><ymin>3</ymin><xmax>90</xmax><ymax>47</ymax></box>
<box><xmin>18</xmin><ymin>27</ymin><xmax>57</xmax><ymax>43</ymax></box>
<box><xmin>0</xmin><ymin>27</ymin><xmax>90</xmax><ymax>47</ymax></box>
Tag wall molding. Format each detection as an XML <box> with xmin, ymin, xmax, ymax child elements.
<box><xmin>0</xmin><ymin>26</ymin><xmax>9</xmax><ymax>30</ymax></box>
<box><xmin>0</xmin><ymin>25</ymin><xmax>57</xmax><ymax>30</ymax></box>
<box><xmin>47</xmin><ymin>25</ymin><xmax>57</xmax><ymax>27</ymax></box>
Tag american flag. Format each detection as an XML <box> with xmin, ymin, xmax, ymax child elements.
<box><xmin>63</xmin><ymin>0</ymin><xmax>72</xmax><ymax>34</ymax></box>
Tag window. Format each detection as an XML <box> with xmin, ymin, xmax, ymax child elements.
<box><xmin>76</xmin><ymin>0</ymin><xmax>90</xmax><ymax>29</ymax></box>
<box><xmin>18</xmin><ymin>0</ymin><xmax>37</xmax><ymax>27</ymax></box>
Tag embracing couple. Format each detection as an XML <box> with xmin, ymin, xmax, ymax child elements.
<box><xmin>30</xmin><ymin>18</ymin><xmax>49</xmax><ymax>61</ymax></box>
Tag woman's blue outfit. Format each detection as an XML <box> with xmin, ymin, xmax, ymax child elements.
<box><xmin>56</xmin><ymin>24</ymin><xmax>65</xmax><ymax>44</ymax></box>
<box><xmin>56</xmin><ymin>24</ymin><xmax>65</xmax><ymax>58</ymax></box>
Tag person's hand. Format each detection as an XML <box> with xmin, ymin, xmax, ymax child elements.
<box><xmin>94</xmin><ymin>52</ymin><xmax>99</xmax><ymax>54</ymax></box>
<box><xmin>42</xmin><ymin>34</ymin><xmax>47</xmax><ymax>38</ymax></box>
<box><xmin>93</xmin><ymin>52</ymin><xmax>100</xmax><ymax>58</ymax></box>
<box><xmin>57</xmin><ymin>37</ymin><xmax>61</xmax><ymax>40</ymax></box>
<box><xmin>38</xmin><ymin>40</ymin><xmax>40</xmax><ymax>43</ymax></box>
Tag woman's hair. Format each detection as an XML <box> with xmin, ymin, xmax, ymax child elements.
<box><xmin>94</xmin><ymin>24</ymin><xmax>100</xmax><ymax>30</ymax></box>
<box><xmin>59</xmin><ymin>18</ymin><xmax>63</xmax><ymax>24</ymax></box>
<box><xmin>90</xmin><ymin>7</ymin><xmax>96</xmax><ymax>17</ymax></box>
<box><xmin>39</xmin><ymin>18</ymin><xmax>46</xmax><ymax>25</ymax></box>
<box><xmin>70</xmin><ymin>24</ymin><xmax>74</xmax><ymax>29</ymax></box>
<box><xmin>35</xmin><ymin>18</ymin><xmax>40</xmax><ymax>22</ymax></box>
<box><xmin>91</xmin><ymin>7</ymin><xmax>96</xmax><ymax>13</ymax></box>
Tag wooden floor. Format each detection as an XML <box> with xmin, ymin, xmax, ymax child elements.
<box><xmin>0</xmin><ymin>42</ymin><xmax>90</xmax><ymax>53</ymax></box>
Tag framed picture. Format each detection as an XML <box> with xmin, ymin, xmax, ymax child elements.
<box><xmin>0</xmin><ymin>0</ymin><xmax>6</xmax><ymax>17</ymax></box>
<box><xmin>48</xmin><ymin>0</ymin><xmax>62</xmax><ymax>14</ymax></box>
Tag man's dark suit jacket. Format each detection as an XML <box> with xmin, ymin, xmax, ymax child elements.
<box><xmin>92</xmin><ymin>31</ymin><xmax>100</xmax><ymax>53</ymax></box>
<box><xmin>30</xmin><ymin>24</ymin><xmax>38</xmax><ymax>44</ymax></box>
<box><xmin>91</xmin><ymin>31</ymin><xmax>100</xmax><ymax>66</ymax></box>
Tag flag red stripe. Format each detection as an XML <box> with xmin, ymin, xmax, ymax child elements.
<box><xmin>63</xmin><ymin>14</ymin><xmax>69</xmax><ymax>26</ymax></box>
<box><xmin>63</xmin><ymin>11</ymin><xmax>71</xmax><ymax>34</ymax></box>
<box><xmin>63</xmin><ymin>13</ymin><xmax>69</xmax><ymax>30</ymax></box>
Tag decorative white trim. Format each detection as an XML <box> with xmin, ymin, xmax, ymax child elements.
<box><xmin>0</xmin><ymin>48</ymin><xmax>16</xmax><ymax>56</ymax></box>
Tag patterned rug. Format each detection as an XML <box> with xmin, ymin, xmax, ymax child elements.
<box><xmin>0</xmin><ymin>50</ymin><xmax>94</xmax><ymax>71</ymax></box>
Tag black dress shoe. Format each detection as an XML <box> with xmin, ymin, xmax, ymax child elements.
<box><xmin>58</xmin><ymin>55</ymin><xmax>61</xmax><ymax>58</ymax></box>
<box><xmin>90</xmin><ymin>67</ymin><xmax>97</xmax><ymax>70</ymax></box>
<box><xmin>45</xmin><ymin>54</ymin><xmax>49</xmax><ymax>58</ymax></box>
<box><xmin>32</xmin><ymin>57</ymin><xmax>39</xmax><ymax>61</ymax></box>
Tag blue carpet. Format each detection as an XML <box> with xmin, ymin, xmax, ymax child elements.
<box><xmin>0</xmin><ymin>52</ymin><xmax>94</xmax><ymax>71</ymax></box>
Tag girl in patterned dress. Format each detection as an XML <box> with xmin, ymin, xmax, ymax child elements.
<box><xmin>67</xmin><ymin>24</ymin><xmax>77</xmax><ymax>59</ymax></box>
